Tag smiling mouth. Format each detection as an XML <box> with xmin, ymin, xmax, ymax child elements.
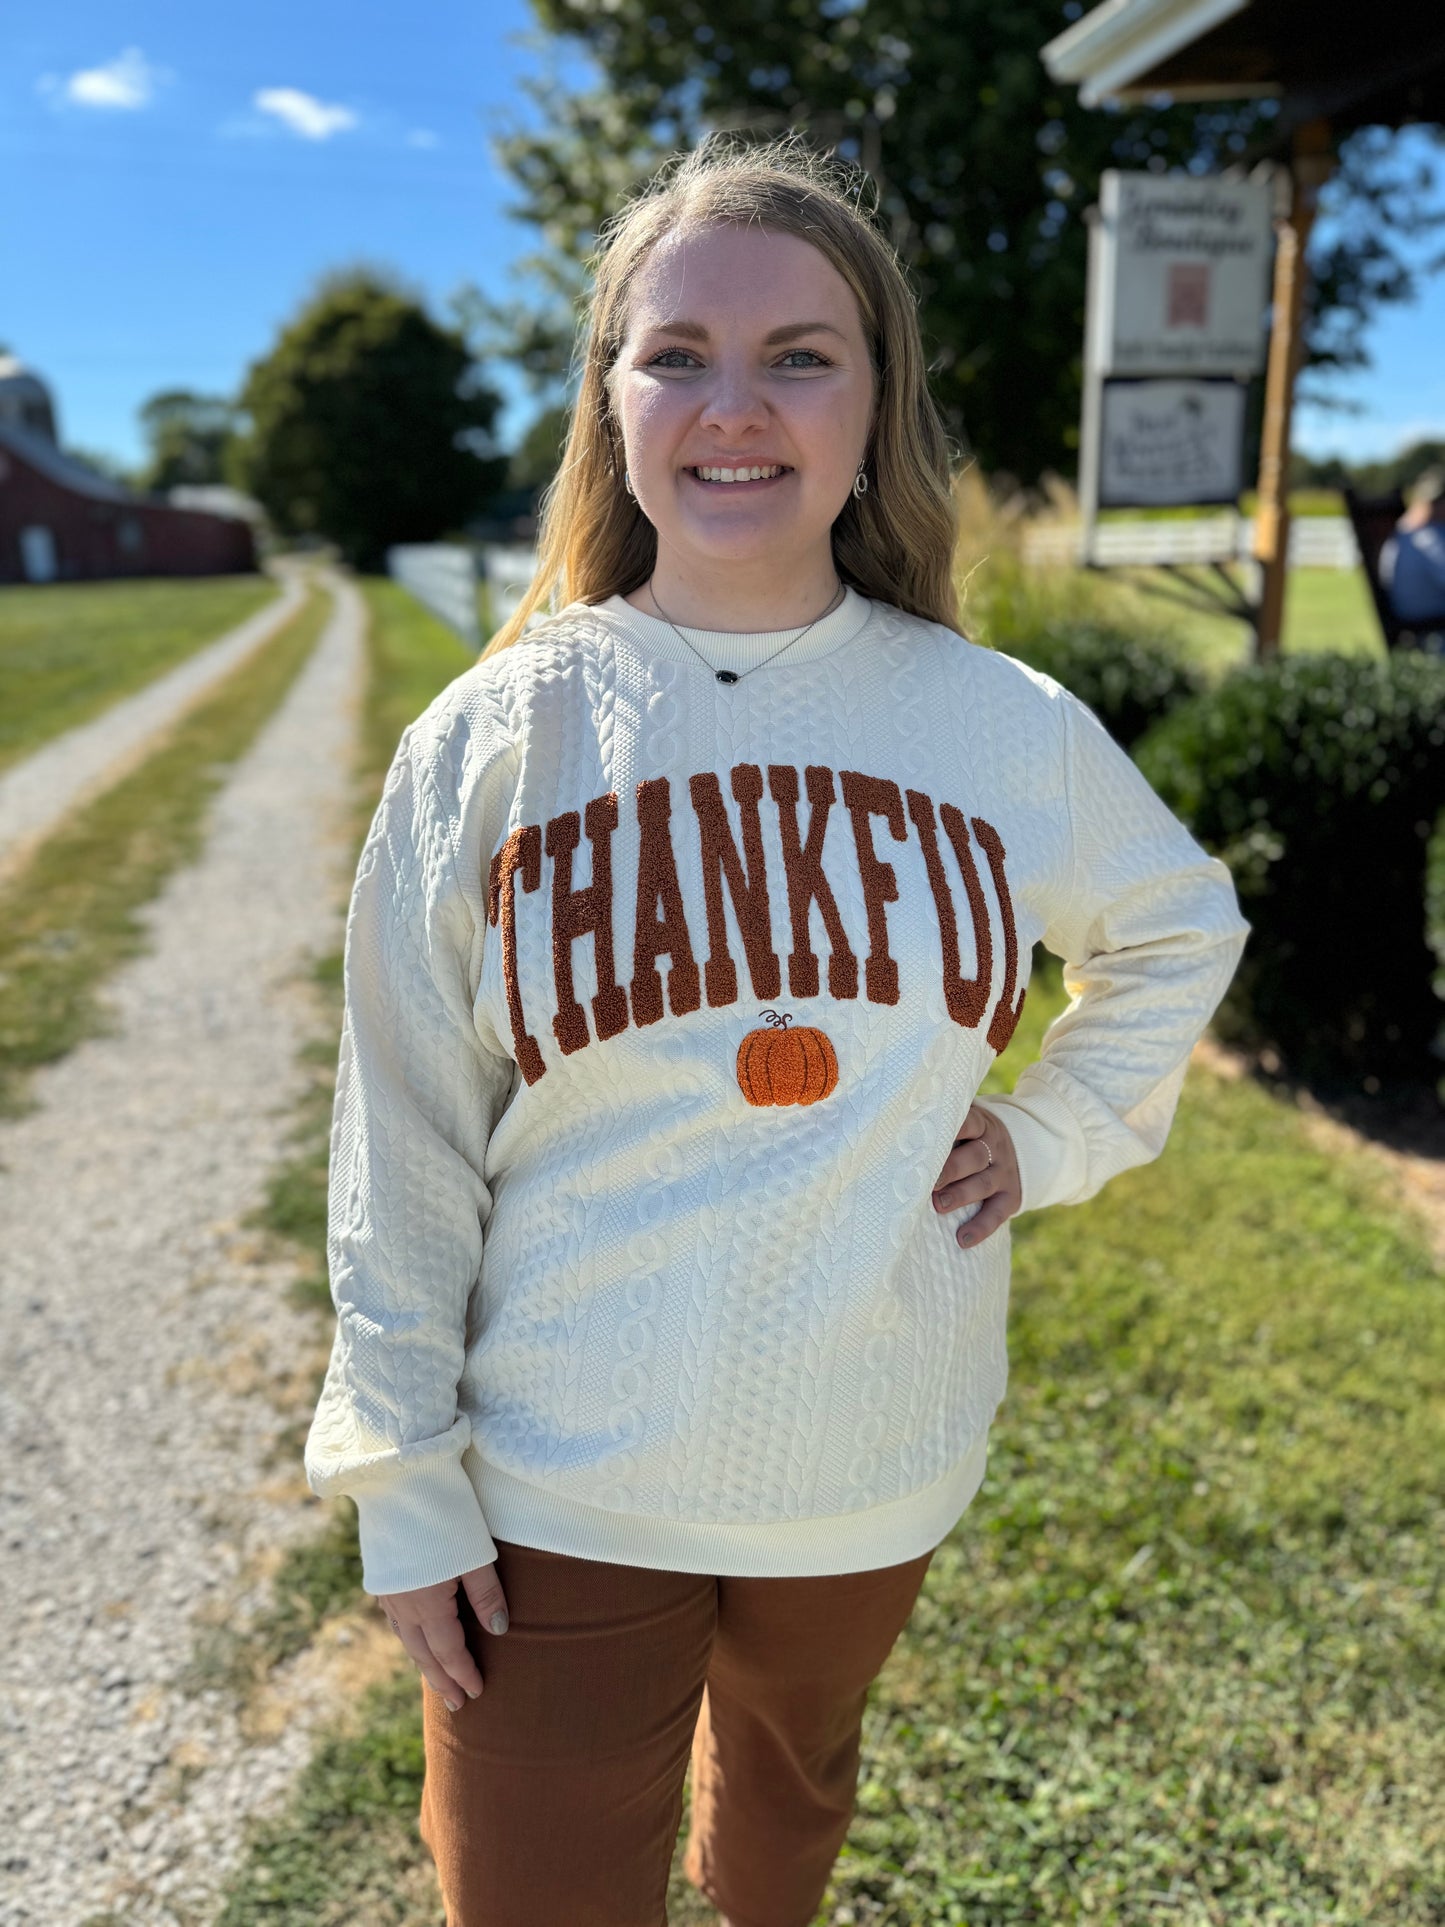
<box><xmin>685</xmin><ymin>464</ymin><xmax>793</xmax><ymax>487</ymax></box>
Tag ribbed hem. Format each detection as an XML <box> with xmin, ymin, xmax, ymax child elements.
<box><xmin>587</xmin><ymin>583</ymin><xmax>874</xmax><ymax>675</ymax></box>
<box><xmin>460</xmin><ymin>1430</ymin><xmax>990</xmax><ymax>1577</ymax></box>
<box><xmin>349</xmin><ymin>1450</ymin><xmax>501</xmax><ymax>1596</ymax></box>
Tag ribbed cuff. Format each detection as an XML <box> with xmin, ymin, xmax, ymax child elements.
<box><xmin>350</xmin><ymin>1451</ymin><xmax>501</xmax><ymax>1597</ymax></box>
<box><xmin>976</xmin><ymin>1076</ymin><xmax>1088</xmax><ymax>1215</ymax></box>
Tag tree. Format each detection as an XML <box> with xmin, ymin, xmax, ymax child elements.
<box><xmin>232</xmin><ymin>267</ymin><xmax>509</xmax><ymax>569</ymax></box>
<box><xmin>509</xmin><ymin>400</ymin><xmax>572</xmax><ymax>495</ymax></box>
<box><xmin>64</xmin><ymin>445</ymin><xmax>140</xmax><ymax>488</ymax></box>
<box><xmin>465</xmin><ymin>0</ymin><xmax>1445</xmax><ymax>487</ymax></box>
<box><xmin>1293</xmin><ymin>436</ymin><xmax>1445</xmax><ymax>497</ymax></box>
<box><xmin>137</xmin><ymin>390</ymin><xmax>238</xmax><ymax>492</ymax></box>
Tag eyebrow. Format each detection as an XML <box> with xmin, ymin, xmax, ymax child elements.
<box><xmin>640</xmin><ymin>320</ymin><xmax>847</xmax><ymax>346</ymax></box>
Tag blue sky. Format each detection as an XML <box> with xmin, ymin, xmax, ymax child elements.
<box><xmin>4</xmin><ymin>3</ymin><xmax>1442</xmax><ymax>474</ymax></box>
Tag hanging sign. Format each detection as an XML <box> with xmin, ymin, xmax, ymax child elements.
<box><xmin>1098</xmin><ymin>377</ymin><xmax>1248</xmax><ymax>508</ymax></box>
<box><xmin>1090</xmin><ymin>171</ymin><xmax>1275</xmax><ymax>377</ymax></box>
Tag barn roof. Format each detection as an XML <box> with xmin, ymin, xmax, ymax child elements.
<box><xmin>0</xmin><ymin>418</ymin><xmax>139</xmax><ymax>504</ymax></box>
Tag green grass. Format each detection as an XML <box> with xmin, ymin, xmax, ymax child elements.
<box><xmin>211</xmin><ymin>1668</ymin><xmax>446</xmax><ymax>1927</ymax></box>
<box><xmin>812</xmin><ymin>990</ymin><xmax>1442</xmax><ymax>1925</ymax></box>
<box><xmin>1089</xmin><ymin>565</ymin><xmax>1385</xmax><ymax>672</ymax></box>
<box><xmin>0</xmin><ymin>573</ymin><xmax>280</xmax><ymax>775</ymax></box>
<box><xmin>0</xmin><ymin>582</ymin><xmax>327</xmax><ymax>1119</ymax></box>
<box><xmin>360</xmin><ymin>577</ymin><xmax>481</xmax><ymax>776</ymax></box>
<box><xmin>961</xmin><ymin>547</ymin><xmax>1386</xmax><ymax>683</ymax></box>
<box><xmin>1097</xmin><ymin>491</ymin><xmax>1346</xmax><ymax>522</ymax></box>
<box><xmin>208</xmin><ymin>583</ymin><xmax>1443</xmax><ymax>1923</ymax></box>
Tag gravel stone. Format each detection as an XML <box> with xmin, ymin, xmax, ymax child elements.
<box><xmin>0</xmin><ymin>572</ymin><xmax>369</xmax><ymax>1926</ymax></box>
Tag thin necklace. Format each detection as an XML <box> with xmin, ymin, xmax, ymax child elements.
<box><xmin>647</xmin><ymin>578</ymin><xmax>845</xmax><ymax>685</ymax></box>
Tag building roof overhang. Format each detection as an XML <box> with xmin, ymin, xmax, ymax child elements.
<box><xmin>1041</xmin><ymin>0</ymin><xmax>1445</xmax><ymax>130</ymax></box>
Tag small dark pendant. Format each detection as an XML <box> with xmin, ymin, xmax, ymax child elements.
<box><xmin>716</xmin><ymin>668</ymin><xmax>740</xmax><ymax>685</ymax></box>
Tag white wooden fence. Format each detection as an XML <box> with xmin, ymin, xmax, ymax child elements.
<box><xmin>386</xmin><ymin>543</ymin><xmax>481</xmax><ymax>646</ymax></box>
<box><xmin>476</xmin><ymin>543</ymin><xmax>541</xmax><ymax>629</ymax></box>
<box><xmin>1021</xmin><ymin>515</ymin><xmax>1360</xmax><ymax>570</ymax></box>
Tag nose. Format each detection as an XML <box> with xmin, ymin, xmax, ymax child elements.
<box><xmin>698</xmin><ymin>358</ymin><xmax>769</xmax><ymax>439</ymax></box>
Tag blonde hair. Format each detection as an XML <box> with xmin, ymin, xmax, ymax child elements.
<box><xmin>483</xmin><ymin>128</ymin><xmax>962</xmax><ymax>657</ymax></box>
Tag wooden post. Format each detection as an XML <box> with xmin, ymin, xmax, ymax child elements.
<box><xmin>1252</xmin><ymin>117</ymin><xmax>1334</xmax><ymax>658</ymax></box>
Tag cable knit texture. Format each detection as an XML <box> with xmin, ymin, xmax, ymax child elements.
<box><xmin>304</xmin><ymin>587</ymin><xmax>1252</xmax><ymax>1593</ymax></box>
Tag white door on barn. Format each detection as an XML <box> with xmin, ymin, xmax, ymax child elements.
<box><xmin>19</xmin><ymin>525</ymin><xmax>57</xmax><ymax>582</ymax></box>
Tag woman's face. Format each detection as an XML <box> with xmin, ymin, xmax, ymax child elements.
<box><xmin>612</xmin><ymin>224</ymin><xmax>877</xmax><ymax>574</ymax></box>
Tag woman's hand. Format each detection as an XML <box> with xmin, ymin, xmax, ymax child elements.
<box><xmin>932</xmin><ymin>1101</ymin><xmax>1022</xmax><ymax>1249</ymax></box>
<box><xmin>377</xmin><ymin>1561</ymin><xmax>510</xmax><ymax>1710</ymax></box>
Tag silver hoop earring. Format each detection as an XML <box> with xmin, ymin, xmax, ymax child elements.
<box><xmin>853</xmin><ymin>464</ymin><xmax>869</xmax><ymax>498</ymax></box>
<box><xmin>624</xmin><ymin>469</ymin><xmax>635</xmax><ymax>497</ymax></box>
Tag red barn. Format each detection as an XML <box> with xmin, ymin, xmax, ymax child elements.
<box><xmin>0</xmin><ymin>358</ymin><xmax>257</xmax><ymax>584</ymax></box>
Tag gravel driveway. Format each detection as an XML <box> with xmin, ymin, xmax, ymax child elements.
<box><xmin>0</xmin><ymin>570</ymin><xmax>367</xmax><ymax>1926</ymax></box>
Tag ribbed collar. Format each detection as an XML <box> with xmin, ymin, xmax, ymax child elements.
<box><xmin>584</xmin><ymin>583</ymin><xmax>874</xmax><ymax>674</ymax></box>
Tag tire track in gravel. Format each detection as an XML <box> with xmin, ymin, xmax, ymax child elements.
<box><xmin>0</xmin><ymin>569</ymin><xmax>368</xmax><ymax>1927</ymax></box>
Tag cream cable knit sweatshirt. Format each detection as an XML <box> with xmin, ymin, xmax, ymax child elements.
<box><xmin>304</xmin><ymin>585</ymin><xmax>1251</xmax><ymax>1593</ymax></box>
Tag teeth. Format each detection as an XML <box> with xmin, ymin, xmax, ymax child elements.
<box><xmin>695</xmin><ymin>465</ymin><xmax>785</xmax><ymax>483</ymax></box>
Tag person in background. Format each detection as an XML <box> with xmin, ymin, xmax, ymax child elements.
<box><xmin>1379</xmin><ymin>466</ymin><xmax>1445</xmax><ymax>649</ymax></box>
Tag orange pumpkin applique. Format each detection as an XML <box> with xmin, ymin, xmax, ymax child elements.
<box><xmin>736</xmin><ymin>1009</ymin><xmax>839</xmax><ymax>1107</ymax></box>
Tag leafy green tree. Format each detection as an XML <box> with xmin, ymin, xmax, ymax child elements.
<box><xmin>137</xmin><ymin>390</ymin><xmax>239</xmax><ymax>491</ymax></box>
<box><xmin>232</xmin><ymin>268</ymin><xmax>509</xmax><ymax>569</ymax></box>
<box><xmin>465</xmin><ymin>0</ymin><xmax>1444</xmax><ymax>486</ymax></box>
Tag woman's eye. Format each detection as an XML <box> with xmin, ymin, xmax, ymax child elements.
<box><xmin>642</xmin><ymin>347</ymin><xmax>832</xmax><ymax>370</ymax></box>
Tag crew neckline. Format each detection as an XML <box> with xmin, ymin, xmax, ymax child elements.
<box><xmin>587</xmin><ymin>583</ymin><xmax>874</xmax><ymax>675</ymax></box>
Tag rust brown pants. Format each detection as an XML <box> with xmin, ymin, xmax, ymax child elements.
<box><xmin>418</xmin><ymin>1535</ymin><xmax>938</xmax><ymax>1927</ymax></box>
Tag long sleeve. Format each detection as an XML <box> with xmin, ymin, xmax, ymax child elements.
<box><xmin>981</xmin><ymin>682</ymin><xmax>1251</xmax><ymax>1216</ymax></box>
<box><xmin>304</xmin><ymin>715</ymin><xmax>518</xmax><ymax>1595</ymax></box>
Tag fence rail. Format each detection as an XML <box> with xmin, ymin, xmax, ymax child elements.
<box><xmin>477</xmin><ymin>544</ymin><xmax>541</xmax><ymax>629</ymax></box>
<box><xmin>1021</xmin><ymin>515</ymin><xmax>1360</xmax><ymax>570</ymax></box>
<box><xmin>385</xmin><ymin>543</ymin><xmax>481</xmax><ymax>646</ymax></box>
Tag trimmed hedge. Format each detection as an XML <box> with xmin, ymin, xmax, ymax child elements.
<box><xmin>1135</xmin><ymin>649</ymin><xmax>1445</xmax><ymax>1091</ymax></box>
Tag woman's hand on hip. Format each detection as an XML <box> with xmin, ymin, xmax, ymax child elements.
<box><xmin>377</xmin><ymin>1562</ymin><xmax>510</xmax><ymax>1710</ymax></box>
<box><xmin>932</xmin><ymin>1101</ymin><xmax>1021</xmax><ymax>1249</ymax></box>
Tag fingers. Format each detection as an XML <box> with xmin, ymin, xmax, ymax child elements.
<box><xmin>378</xmin><ymin>1567</ymin><xmax>508</xmax><ymax>1710</ymax></box>
<box><xmin>426</xmin><ymin>1608</ymin><xmax>486</xmax><ymax>1705</ymax></box>
<box><xmin>952</xmin><ymin>1194</ymin><xmax>1012</xmax><ymax>1249</ymax></box>
<box><xmin>386</xmin><ymin>1614</ymin><xmax>468</xmax><ymax>1709</ymax></box>
<box><xmin>461</xmin><ymin>1562</ymin><xmax>510</xmax><ymax>1639</ymax></box>
<box><xmin>931</xmin><ymin>1164</ymin><xmax>995</xmax><ymax>1214</ymax></box>
<box><xmin>932</xmin><ymin>1102</ymin><xmax>1019</xmax><ymax>1242</ymax></box>
<box><xmin>933</xmin><ymin>1109</ymin><xmax>999</xmax><ymax>1213</ymax></box>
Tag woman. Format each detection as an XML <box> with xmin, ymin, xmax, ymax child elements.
<box><xmin>305</xmin><ymin>131</ymin><xmax>1251</xmax><ymax>1925</ymax></box>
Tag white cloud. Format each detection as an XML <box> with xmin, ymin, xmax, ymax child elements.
<box><xmin>39</xmin><ymin>47</ymin><xmax>170</xmax><ymax>111</ymax></box>
<box><xmin>407</xmin><ymin>128</ymin><xmax>440</xmax><ymax>149</ymax></box>
<box><xmin>253</xmin><ymin>87</ymin><xmax>359</xmax><ymax>141</ymax></box>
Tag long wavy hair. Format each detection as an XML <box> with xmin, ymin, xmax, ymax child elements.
<box><xmin>483</xmin><ymin>128</ymin><xmax>962</xmax><ymax>658</ymax></box>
